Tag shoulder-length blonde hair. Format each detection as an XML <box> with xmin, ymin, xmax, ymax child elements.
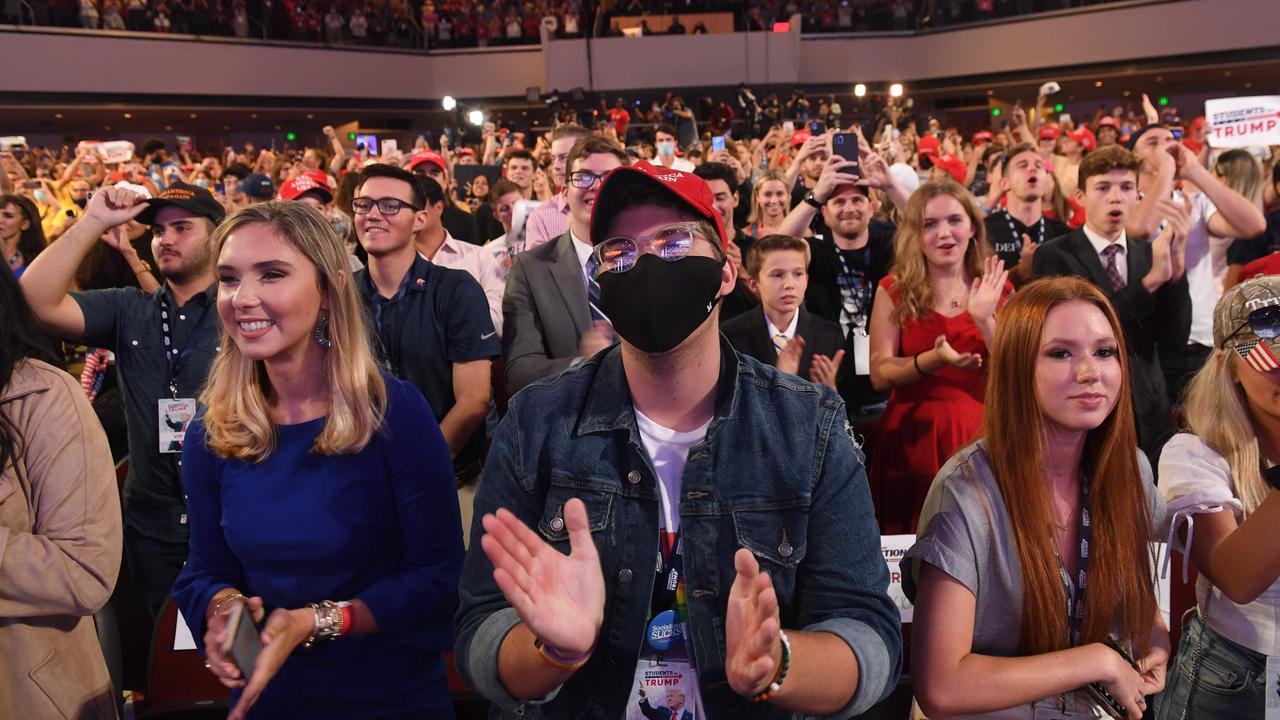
<box><xmin>200</xmin><ymin>201</ymin><xmax>386</xmax><ymax>462</ymax></box>
<box><xmin>984</xmin><ymin>276</ymin><xmax>1156</xmax><ymax>656</ymax></box>
<box><xmin>746</xmin><ymin>169</ymin><xmax>791</xmax><ymax>226</ymax></box>
<box><xmin>1184</xmin><ymin>347</ymin><xmax>1269</xmax><ymax>515</ymax></box>
<box><xmin>889</xmin><ymin>179</ymin><xmax>991</xmax><ymax>324</ymax></box>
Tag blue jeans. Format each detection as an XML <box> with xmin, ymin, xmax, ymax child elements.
<box><xmin>1154</xmin><ymin>611</ymin><xmax>1268</xmax><ymax>720</ymax></box>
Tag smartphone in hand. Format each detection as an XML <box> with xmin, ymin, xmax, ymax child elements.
<box><xmin>712</xmin><ymin>136</ymin><xmax>726</xmax><ymax>153</ymax></box>
<box><xmin>221</xmin><ymin>601</ymin><xmax>263</xmax><ymax>677</ymax></box>
<box><xmin>832</xmin><ymin>133</ymin><xmax>861</xmax><ymax>176</ymax></box>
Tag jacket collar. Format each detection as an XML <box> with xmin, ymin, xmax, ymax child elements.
<box><xmin>575</xmin><ymin>333</ymin><xmax>741</xmax><ymax>439</ymax></box>
<box><xmin>0</xmin><ymin>359</ymin><xmax>55</xmax><ymax>403</ymax></box>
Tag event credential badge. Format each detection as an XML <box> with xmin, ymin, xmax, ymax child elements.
<box><xmin>158</xmin><ymin>398</ymin><xmax>196</xmax><ymax>454</ymax></box>
<box><xmin>626</xmin><ymin>534</ymin><xmax>703</xmax><ymax>720</ymax></box>
<box><xmin>1266</xmin><ymin>655</ymin><xmax>1280</xmax><ymax>719</ymax></box>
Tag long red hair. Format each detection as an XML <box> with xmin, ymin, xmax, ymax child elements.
<box><xmin>984</xmin><ymin>276</ymin><xmax>1156</xmax><ymax>655</ymax></box>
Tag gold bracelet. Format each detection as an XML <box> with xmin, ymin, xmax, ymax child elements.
<box><xmin>210</xmin><ymin>592</ymin><xmax>246</xmax><ymax>618</ymax></box>
<box><xmin>133</xmin><ymin>260</ymin><xmax>152</xmax><ymax>275</ymax></box>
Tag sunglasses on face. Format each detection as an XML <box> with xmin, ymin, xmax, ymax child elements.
<box><xmin>593</xmin><ymin>222</ymin><xmax>708</xmax><ymax>274</ymax></box>
<box><xmin>1223</xmin><ymin>306</ymin><xmax>1280</xmax><ymax>350</ymax></box>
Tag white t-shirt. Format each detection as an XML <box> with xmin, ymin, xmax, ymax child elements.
<box><xmin>633</xmin><ymin>408</ymin><xmax>710</xmax><ymax>534</ymax></box>
<box><xmin>1177</xmin><ymin>190</ymin><xmax>1224</xmax><ymax>347</ymax></box>
<box><xmin>1159</xmin><ymin>433</ymin><xmax>1280</xmax><ymax>655</ymax></box>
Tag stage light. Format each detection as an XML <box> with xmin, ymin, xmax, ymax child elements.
<box><xmin>889</xmin><ymin>83</ymin><xmax>903</xmax><ymax>98</ymax></box>
<box><xmin>468</xmin><ymin>109</ymin><xmax>485</xmax><ymax>126</ymax></box>
<box><xmin>442</xmin><ymin>96</ymin><xmax>457</xmax><ymax>111</ymax></box>
<box><xmin>854</xmin><ymin>84</ymin><xmax>866</xmax><ymax>98</ymax></box>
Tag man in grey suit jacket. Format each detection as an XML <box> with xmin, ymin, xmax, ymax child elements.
<box><xmin>502</xmin><ymin>137</ymin><xmax>630</xmax><ymax>394</ymax></box>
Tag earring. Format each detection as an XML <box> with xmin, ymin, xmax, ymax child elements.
<box><xmin>314</xmin><ymin>310</ymin><xmax>333</xmax><ymax>349</ymax></box>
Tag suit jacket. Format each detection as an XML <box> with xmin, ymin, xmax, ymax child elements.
<box><xmin>1032</xmin><ymin>228</ymin><xmax>1192</xmax><ymax>462</ymax></box>
<box><xmin>721</xmin><ymin>305</ymin><xmax>843</xmax><ymax>382</ymax></box>
<box><xmin>502</xmin><ymin>231</ymin><xmax>593</xmax><ymax>394</ymax></box>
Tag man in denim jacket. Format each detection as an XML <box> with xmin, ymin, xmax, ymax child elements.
<box><xmin>455</xmin><ymin>161</ymin><xmax>901</xmax><ymax>719</ymax></box>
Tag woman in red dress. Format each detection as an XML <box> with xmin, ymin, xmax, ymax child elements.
<box><xmin>868</xmin><ymin>180</ymin><xmax>1011</xmax><ymax>534</ymax></box>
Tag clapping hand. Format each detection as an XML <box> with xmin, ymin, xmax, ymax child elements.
<box><xmin>966</xmin><ymin>255</ymin><xmax>1008</xmax><ymax>325</ymax></box>
<box><xmin>777</xmin><ymin>335</ymin><xmax>804</xmax><ymax>376</ymax></box>
<box><xmin>934</xmin><ymin>334</ymin><xmax>982</xmax><ymax>370</ymax></box>
<box><xmin>479</xmin><ymin>499</ymin><xmax>605</xmax><ymax>658</ymax></box>
<box><xmin>809</xmin><ymin>350</ymin><xmax>845</xmax><ymax>390</ymax></box>
<box><xmin>725</xmin><ymin>549</ymin><xmax>784</xmax><ymax>698</ymax></box>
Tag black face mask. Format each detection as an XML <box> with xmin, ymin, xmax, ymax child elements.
<box><xmin>598</xmin><ymin>254</ymin><xmax>725</xmax><ymax>354</ymax></box>
<box><xmin>72</xmin><ymin>197</ymin><xmax>88</xmax><ymax>209</ymax></box>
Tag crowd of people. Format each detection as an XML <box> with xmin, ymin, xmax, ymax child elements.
<box><xmin>3</xmin><ymin>84</ymin><xmax>1280</xmax><ymax>720</ymax></box>
<box><xmin>6</xmin><ymin>0</ymin><xmax>1128</xmax><ymax>47</ymax></box>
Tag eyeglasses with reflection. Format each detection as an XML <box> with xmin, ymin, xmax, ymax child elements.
<box><xmin>351</xmin><ymin>197</ymin><xmax>422</xmax><ymax>215</ymax></box>
<box><xmin>567</xmin><ymin>171</ymin><xmax>610</xmax><ymax>189</ymax></box>
<box><xmin>593</xmin><ymin>222</ymin><xmax>710</xmax><ymax>274</ymax></box>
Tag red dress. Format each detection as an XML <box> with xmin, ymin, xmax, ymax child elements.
<box><xmin>869</xmin><ymin>276</ymin><xmax>1012</xmax><ymax>534</ymax></box>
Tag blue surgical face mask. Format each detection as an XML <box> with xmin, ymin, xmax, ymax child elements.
<box><xmin>33</xmin><ymin>190</ymin><xmax>48</xmax><ymax>203</ymax></box>
<box><xmin>657</xmin><ymin>141</ymin><xmax>676</xmax><ymax>156</ymax></box>
<box><xmin>194</xmin><ymin>178</ymin><xmax>210</xmax><ymax>189</ymax></box>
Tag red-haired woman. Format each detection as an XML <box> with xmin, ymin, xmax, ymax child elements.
<box><xmin>905</xmin><ymin>276</ymin><xmax>1169</xmax><ymax>719</ymax></box>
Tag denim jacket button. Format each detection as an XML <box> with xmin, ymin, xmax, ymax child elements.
<box><xmin>627</xmin><ymin>470</ymin><xmax>641</xmax><ymax>485</ymax></box>
<box><xmin>550</xmin><ymin>517</ymin><xmax>565</xmax><ymax>532</ymax></box>
<box><xmin>778</xmin><ymin>542</ymin><xmax>794</xmax><ymax>558</ymax></box>
<box><xmin>618</xmin><ymin>568</ymin><xmax>634</xmax><ymax>583</ymax></box>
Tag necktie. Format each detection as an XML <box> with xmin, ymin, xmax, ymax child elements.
<box><xmin>585</xmin><ymin>255</ymin><xmax>609</xmax><ymax>322</ymax></box>
<box><xmin>773</xmin><ymin>333</ymin><xmax>790</xmax><ymax>356</ymax></box>
<box><xmin>1101</xmin><ymin>244</ymin><xmax>1125</xmax><ymax>291</ymax></box>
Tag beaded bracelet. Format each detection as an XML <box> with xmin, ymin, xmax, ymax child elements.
<box><xmin>749</xmin><ymin>630</ymin><xmax>792</xmax><ymax>703</ymax></box>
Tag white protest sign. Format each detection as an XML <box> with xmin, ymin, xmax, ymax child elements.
<box><xmin>0</xmin><ymin>136</ymin><xmax>27</xmax><ymax>150</ymax></box>
<box><xmin>882</xmin><ymin>534</ymin><xmax>916</xmax><ymax>623</ymax></box>
<box><xmin>1205</xmin><ymin>96</ymin><xmax>1280</xmax><ymax>148</ymax></box>
<box><xmin>97</xmin><ymin>140</ymin><xmax>137</xmax><ymax>164</ymax></box>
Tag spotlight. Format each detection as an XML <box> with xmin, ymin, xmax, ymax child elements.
<box><xmin>442</xmin><ymin>96</ymin><xmax>457</xmax><ymax>111</ymax></box>
<box><xmin>889</xmin><ymin>83</ymin><xmax>904</xmax><ymax>98</ymax></box>
<box><xmin>468</xmin><ymin>109</ymin><xmax>485</xmax><ymax>126</ymax></box>
<box><xmin>854</xmin><ymin>83</ymin><xmax>866</xmax><ymax>98</ymax></box>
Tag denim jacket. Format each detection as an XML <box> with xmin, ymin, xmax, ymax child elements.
<box><xmin>455</xmin><ymin>336</ymin><xmax>902</xmax><ymax>719</ymax></box>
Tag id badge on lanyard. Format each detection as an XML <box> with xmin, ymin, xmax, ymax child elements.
<box><xmin>157</xmin><ymin>295</ymin><xmax>207</xmax><ymax>454</ymax></box>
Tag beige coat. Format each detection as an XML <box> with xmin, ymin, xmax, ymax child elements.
<box><xmin>0</xmin><ymin>359</ymin><xmax>121</xmax><ymax>719</ymax></box>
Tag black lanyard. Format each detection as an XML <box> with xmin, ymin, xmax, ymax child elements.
<box><xmin>835</xmin><ymin>244</ymin><xmax>873</xmax><ymax>330</ymax></box>
<box><xmin>1054</xmin><ymin>480</ymin><xmax>1093</xmax><ymax>647</ymax></box>
<box><xmin>159</xmin><ymin>292</ymin><xmax>211</xmax><ymax>399</ymax></box>
<box><xmin>1004</xmin><ymin>210</ymin><xmax>1046</xmax><ymax>252</ymax></box>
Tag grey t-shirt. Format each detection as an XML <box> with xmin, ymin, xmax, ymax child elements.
<box><xmin>903</xmin><ymin>439</ymin><xmax>1166</xmax><ymax>659</ymax></box>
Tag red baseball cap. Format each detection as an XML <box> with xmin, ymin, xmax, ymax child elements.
<box><xmin>1066</xmin><ymin>126</ymin><xmax>1097</xmax><ymax>153</ymax></box>
<box><xmin>972</xmin><ymin>130</ymin><xmax>994</xmax><ymax>145</ymax></box>
<box><xmin>791</xmin><ymin>129</ymin><xmax>812</xmax><ymax>147</ymax></box>
<box><xmin>934</xmin><ymin>155</ymin><xmax>968</xmax><ymax>184</ymax></box>
<box><xmin>407</xmin><ymin>150</ymin><xmax>448</xmax><ymax>175</ymax></box>
<box><xmin>1038</xmin><ymin>125</ymin><xmax>1060</xmax><ymax>140</ymax></box>
<box><xmin>456</xmin><ymin>147</ymin><xmax>477</xmax><ymax>158</ymax></box>
<box><xmin>277</xmin><ymin>171</ymin><xmax>334</xmax><ymax>203</ymax></box>
<box><xmin>589</xmin><ymin>161</ymin><xmax>727</xmax><ymax>249</ymax></box>
<box><xmin>1096</xmin><ymin>116</ymin><xmax>1121</xmax><ymax>130</ymax></box>
<box><xmin>917</xmin><ymin>135</ymin><xmax>941</xmax><ymax>158</ymax></box>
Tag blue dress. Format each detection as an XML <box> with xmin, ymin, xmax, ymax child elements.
<box><xmin>173</xmin><ymin>375</ymin><xmax>463</xmax><ymax>718</ymax></box>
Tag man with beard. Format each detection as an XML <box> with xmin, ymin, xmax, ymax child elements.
<box><xmin>779</xmin><ymin>151</ymin><xmax>907</xmax><ymax>424</ymax></box>
<box><xmin>457</xmin><ymin>160</ymin><xmax>901</xmax><ymax>719</ymax></box>
<box><xmin>21</xmin><ymin>182</ymin><xmax>225</xmax><ymax>618</ymax></box>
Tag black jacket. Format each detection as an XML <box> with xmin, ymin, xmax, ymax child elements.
<box><xmin>722</xmin><ymin>305</ymin><xmax>843</xmax><ymax>382</ymax></box>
